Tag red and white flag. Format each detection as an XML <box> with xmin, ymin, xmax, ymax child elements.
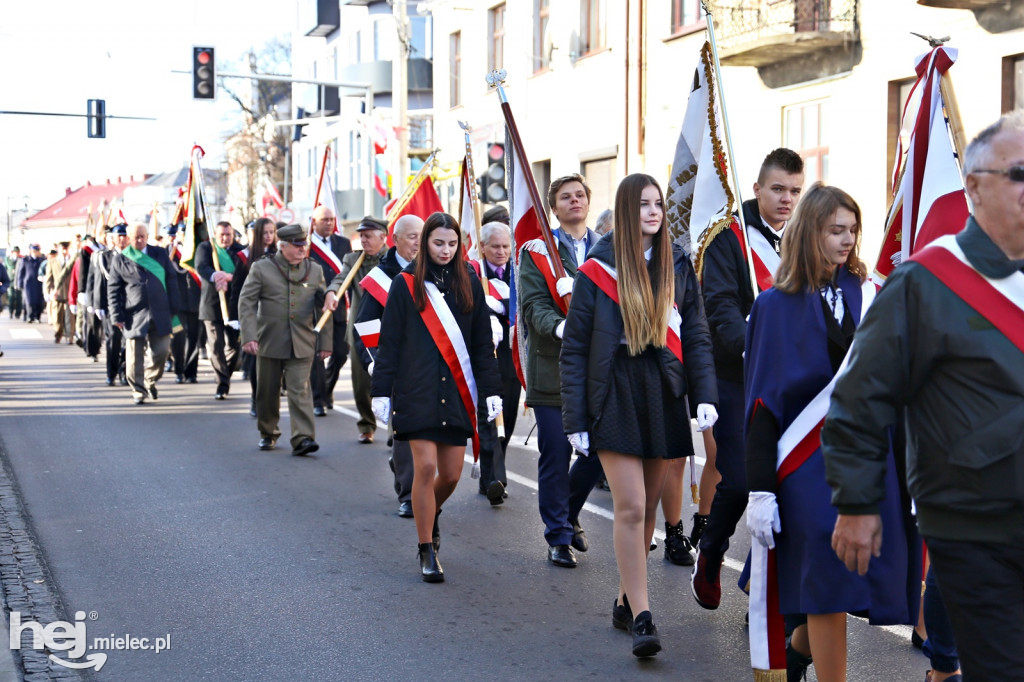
<box><xmin>459</xmin><ymin>158</ymin><xmax>480</xmax><ymax>259</ymax></box>
<box><xmin>262</xmin><ymin>178</ymin><xmax>284</xmax><ymax>211</ymax></box>
<box><xmin>666</xmin><ymin>41</ymin><xmax>735</xmax><ymax>269</ymax></box>
<box><xmin>873</xmin><ymin>46</ymin><xmax>969</xmax><ymax>286</ymax></box>
<box><xmin>507</xmin><ymin>126</ymin><xmax>543</xmax><ymax>263</ymax></box>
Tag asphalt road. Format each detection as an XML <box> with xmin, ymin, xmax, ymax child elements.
<box><xmin>0</xmin><ymin>315</ymin><xmax>930</xmax><ymax>681</ymax></box>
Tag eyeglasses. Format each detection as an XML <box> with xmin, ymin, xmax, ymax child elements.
<box><xmin>973</xmin><ymin>166</ymin><xmax>1024</xmax><ymax>182</ymax></box>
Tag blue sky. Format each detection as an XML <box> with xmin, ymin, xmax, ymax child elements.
<box><xmin>1</xmin><ymin>0</ymin><xmax>292</xmax><ymax>212</ymax></box>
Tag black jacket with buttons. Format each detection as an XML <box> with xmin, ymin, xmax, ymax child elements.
<box><xmin>371</xmin><ymin>262</ymin><xmax>501</xmax><ymax>439</ymax></box>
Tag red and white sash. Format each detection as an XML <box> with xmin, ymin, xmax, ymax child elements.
<box><xmin>730</xmin><ymin>222</ymin><xmax>779</xmax><ymax>292</ymax></box>
<box><xmin>520</xmin><ymin>239</ymin><xmax>569</xmax><ymax>315</ymax></box>
<box><xmin>310</xmin><ymin>235</ymin><xmax>342</xmax><ymax>277</ymax></box>
<box><xmin>911</xmin><ymin>235</ymin><xmax>1024</xmax><ymax>353</ymax></box>
<box><xmin>401</xmin><ymin>273</ymin><xmax>481</xmax><ymax>459</ymax></box>
<box><xmin>360</xmin><ymin>267</ymin><xmax>394</xmax><ymax>307</ymax></box>
<box><xmin>577</xmin><ymin>258</ymin><xmax>684</xmax><ymax>364</ymax></box>
<box><xmin>749</xmin><ymin>277</ymin><xmax>876</xmax><ymax>678</ymax></box>
<box><xmin>236</xmin><ymin>249</ymin><xmax>249</xmax><ymax>266</ymax></box>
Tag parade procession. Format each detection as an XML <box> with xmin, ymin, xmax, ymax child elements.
<box><xmin>1</xmin><ymin>1</ymin><xmax>1023</xmax><ymax>680</ymax></box>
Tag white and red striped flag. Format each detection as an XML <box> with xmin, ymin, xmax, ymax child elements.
<box><xmin>507</xmin><ymin>124</ymin><xmax>543</xmax><ymax>263</ymax></box>
<box><xmin>458</xmin><ymin>158</ymin><xmax>480</xmax><ymax>259</ymax></box>
<box><xmin>262</xmin><ymin>177</ymin><xmax>284</xmax><ymax>211</ymax></box>
<box><xmin>873</xmin><ymin>46</ymin><xmax>969</xmax><ymax>286</ymax></box>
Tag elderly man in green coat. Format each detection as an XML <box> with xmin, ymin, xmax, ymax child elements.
<box><xmin>239</xmin><ymin>224</ymin><xmax>332</xmax><ymax>456</ymax></box>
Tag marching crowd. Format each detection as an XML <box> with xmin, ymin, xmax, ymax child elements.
<box><xmin>3</xmin><ymin>110</ymin><xmax>1023</xmax><ymax>681</ymax></box>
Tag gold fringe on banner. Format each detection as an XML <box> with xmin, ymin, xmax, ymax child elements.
<box><xmin>753</xmin><ymin>668</ymin><xmax>787</xmax><ymax>682</ymax></box>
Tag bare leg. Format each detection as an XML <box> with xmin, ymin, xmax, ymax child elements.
<box><xmin>807</xmin><ymin>612</ymin><xmax>847</xmax><ymax>682</ymax></box>
<box><xmin>410</xmin><ymin>440</ymin><xmax>439</xmax><ymax>545</ymax></box>
<box><xmin>660</xmin><ymin>458</ymin><xmax>684</xmax><ymax>525</ymax></box>
<box><xmin>434</xmin><ymin>443</ymin><xmax>465</xmax><ymax>509</ymax></box>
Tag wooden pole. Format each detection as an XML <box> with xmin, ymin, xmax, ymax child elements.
<box><xmin>314</xmin><ymin>251</ymin><xmax>365</xmax><ymax>333</ymax></box>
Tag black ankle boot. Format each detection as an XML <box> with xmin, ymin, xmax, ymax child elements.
<box><xmin>418</xmin><ymin>542</ymin><xmax>444</xmax><ymax>583</ymax></box>
<box><xmin>432</xmin><ymin>509</ymin><xmax>442</xmax><ymax>551</ymax></box>
<box><xmin>689</xmin><ymin>513</ymin><xmax>709</xmax><ymax>545</ymax></box>
<box><xmin>786</xmin><ymin>636</ymin><xmax>813</xmax><ymax>681</ymax></box>
<box><xmin>664</xmin><ymin>520</ymin><xmax>695</xmax><ymax>566</ymax></box>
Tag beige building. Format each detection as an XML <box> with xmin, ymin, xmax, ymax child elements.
<box><xmin>429</xmin><ymin>0</ymin><xmax>1023</xmax><ymax>257</ymax></box>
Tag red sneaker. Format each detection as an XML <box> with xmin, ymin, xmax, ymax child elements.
<box><xmin>690</xmin><ymin>548</ymin><xmax>723</xmax><ymax>610</ymax></box>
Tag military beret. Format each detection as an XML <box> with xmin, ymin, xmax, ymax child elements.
<box><xmin>482</xmin><ymin>205</ymin><xmax>510</xmax><ymax>225</ymax></box>
<box><xmin>277</xmin><ymin>224</ymin><xmax>308</xmax><ymax>243</ymax></box>
<box><xmin>161</xmin><ymin>223</ymin><xmax>178</xmax><ymax>236</ymax></box>
<box><xmin>356</xmin><ymin>216</ymin><xmax>388</xmax><ymax>232</ymax></box>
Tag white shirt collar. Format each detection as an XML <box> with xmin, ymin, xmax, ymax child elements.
<box><xmin>396</xmin><ymin>252</ymin><xmax>410</xmax><ymax>269</ymax></box>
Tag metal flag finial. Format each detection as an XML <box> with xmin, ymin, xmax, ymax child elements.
<box><xmin>486</xmin><ymin>69</ymin><xmax>508</xmax><ymax>104</ymax></box>
<box><xmin>457</xmin><ymin>120</ymin><xmax>472</xmax><ymax>133</ymax></box>
<box><xmin>910</xmin><ymin>32</ymin><xmax>950</xmax><ymax>48</ymax></box>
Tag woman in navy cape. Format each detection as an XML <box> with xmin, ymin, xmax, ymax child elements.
<box><xmin>744</xmin><ymin>183</ymin><xmax>920</xmax><ymax>681</ymax></box>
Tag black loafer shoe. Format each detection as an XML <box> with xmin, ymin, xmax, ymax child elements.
<box><xmin>313</xmin><ymin>406</ymin><xmax>326</xmax><ymax>417</ymax></box>
<box><xmin>613</xmin><ymin>595</ymin><xmax>633</xmax><ymax>632</ymax></box>
<box><xmin>292</xmin><ymin>438</ymin><xmax>319</xmax><ymax>456</ymax></box>
<box><xmin>548</xmin><ymin>544</ymin><xmax>577</xmax><ymax>568</ymax></box>
<box><xmin>486</xmin><ymin>480</ymin><xmax>505</xmax><ymax>506</ymax></box>
<box><xmin>258</xmin><ymin>438</ymin><xmax>276</xmax><ymax>451</ymax></box>
<box><xmin>214</xmin><ymin>392</ymin><xmax>227</xmax><ymax>400</ymax></box>
<box><xmin>397</xmin><ymin>501</ymin><xmax>414</xmax><ymax>518</ymax></box>
<box><xmin>631</xmin><ymin>611</ymin><xmax>661</xmax><ymax>657</ymax></box>
<box><xmin>185</xmin><ymin>377</ymin><xmax>197</xmax><ymax>384</ymax></box>
<box><xmin>174</xmin><ymin>375</ymin><xmax>184</xmax><ymax>384</ymax></box>
<box><xmin>105</xmin><ymin>378</ymin><xmax>114</xmax><ymax>386</ymax></box>
<box><xmin>571</xmin><ymin>521</ymin><xmax>589</xmax><ymax>553</ymax></box>
<box><xmin>147</xmin><ymin>386</ymin><xmax>158</xmax><ymax>401</ymax></box>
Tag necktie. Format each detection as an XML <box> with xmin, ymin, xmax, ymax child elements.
<box><xmin>495</xmin><ymin>266</ymin><xmax>503</xmax><ymax>279</ymax></box>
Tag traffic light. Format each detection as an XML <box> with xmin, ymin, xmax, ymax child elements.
<box><xmin>87</xmin><ymin>99</ymin><xmax>106</xmax><ymax>138</ymax></box>
<box><xmin>293</xmin><ymin>107</ymin><xmax>307</xmax><ymax>142</ymax></box>
<box><xmin>192</xmin><ymin>46</ymin><xmax>216</xmax><ymax>100</ymax></box>
<box><xmin>476</xmin><ymin>142</ymin><xmax>507</xmax><ymax>204</ymax></box>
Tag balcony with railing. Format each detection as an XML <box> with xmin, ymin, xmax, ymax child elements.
<box><xmin>917</xmin><ymin>0</ymin><xmax>1003</xmax><ymax>8</ymax></box>
<box><xmin>712</xmin><ymin>0</ymin><xmax>859</xmax><ymax>68</ymax></box>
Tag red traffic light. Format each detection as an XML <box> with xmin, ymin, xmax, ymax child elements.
<box><xmin>196</xmin><ymin>50</ymin><xmax>212</xmax><ymax>65</ymax></box>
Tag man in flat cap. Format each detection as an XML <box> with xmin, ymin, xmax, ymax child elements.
<box><xmin>44</xmin><ymin>240</ymin><xmax>75</xmax><ymax>343</ymax></box>
<box><xmin>239</xmin><ymin>224</ymin><xmax>331</xmax><ymax>456</ymax></box>
<box><xmin>325</xmin><ymin>215</ymin><xmax>388</xmax><ymax>444</ymax></box>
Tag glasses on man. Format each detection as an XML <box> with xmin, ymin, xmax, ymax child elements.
<box><xmin>973</xmin><ymin>166</ymin><xmax>1024</xmax><ymax>182</ymax></box>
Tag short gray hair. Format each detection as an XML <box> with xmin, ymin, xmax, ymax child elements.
<box><xmin>595</xmin><ymin>209</ymin><xmax>613</xmax><ymax>235</ymax></box>
<box><xmin>480</xmin><ymin>221</ymin><xmax>511</xmax><ymax>245</ymax></box>
<box><xmin>963</xmin><ymin>109</ymin><xmax>1024</xmax><ymax>175</ymax></box>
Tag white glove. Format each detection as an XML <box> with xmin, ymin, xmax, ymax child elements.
<box><xmin>568</xmin><ymin>432</ymin><xmax>590</xmax><ymax>456</ymax></box>
<box><xmin>490</xmin><ymin>316</ymin><xmax>503</xmax><ymax>349</ymax></box>
<box><xmin>226</xmin><ymin>320</ymin><xmax>241</xmax><ymax>331</ymax></box>
<box><xmin>96</xmin><ymin>310</ymin><xmax>106</xmax><ymax>320</ymax></box>
<box><xmin>555</xmin><ymin>276</ymin><xmax>574</xmax><ymax>297</ymax></box>
<box><xmin>70</xmin><ymin>304</ymin><xmax>78</xmax><ymax>314</ymax></box>
<box><xmin>371</xmin><ymin>397</ymin><xmax>391</xmax><ymax>425</ymax></box>
<box><xmin>367</xmin><ymin>361</ymin><xmax>375</xmax><ymax>377</ymax></box>
<box><xmin>555</xmin><ymin>320</ymin><xmax>565</xmax><ymax>339</ymax></box>
<box><xmin>747</xmin><ymin>491</ymin><xmax>781</xmax><ymax>549</ymax></box>
<box><xmin>486</xmin><ymin>395</ymin><xmax>502</xmax><ymax>422</ymax></box>
<box><xmin>77</xmin><ymin>293</ymin><xmax>87</xmax><ymax>306</ymax></box>
<box><xmin>87</xmin><ymin>306</ymin><xmax>94</xmax><ymax>314</ymax></box>
<box><xmin>485</xmin><ymin>295</ymin><xmax>504</xmax><ymax>314</ymax></box>
<box><xmin>696</xmin><ymin>403</ymin><xmax>718</xmax><ymax>432</ymax></box>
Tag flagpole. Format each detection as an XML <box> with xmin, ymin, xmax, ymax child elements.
<box><xmin>486</xmin><ymin>70</ymin><xmax>570</xmax><ymax>306</ymax></box>
<box><xmin>385</xmin><ymin>149</ymin><xmax>440</xmax><ymax>225</ymax></box>
<box><xmin>313</xmin><ymin>146</ymin><xmax>330</xmax><ymax>209</ymax></box>
<box><xmin>314</xmin><ymin>252</ymin><xmax>365</xmax><ymax>333</ymax></box>
<box><xmin>702</xmin><ymin>2</ymin><xmax>759</xmax><ymax>300</ymax></box>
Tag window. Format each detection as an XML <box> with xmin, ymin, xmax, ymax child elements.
<box><xmin>534</xmin><ymin>0</ymin><xmax>551</xmax><ymax>73</ymax></box>
<box><xmin>886</xmin><ymin>77</ymin><xmax>916</xmax><ymax>194</ymax></box>
<box><xmin>489</xmin><ymin>4</ymin><xmax>506</xmax><ymax>73</ymax></box>
<box><xmin>579</xmin><ymin>0</ymin><xmax>606</xmax><ymax>57</ymax></box>
<box><xmin>449</xmin><ymin>32</ymin><xmax>461</xmax><ymax>108</ymax></box>
<box><xmin>410</xmin><ymin>16</ymin><xmax>433</xmax><ymax>60</ymax></box>
<box><xmin>670</xmin><ymin>0</ymin><xmax>703</xmax><ymax>34</ymax></box>
<box><xmin>1002</xmin><ymin>53</ymin><xmax>1024</xmax><ymax>114</ymax></box>
<box><xmin>373</xmin><ymin>18</ymin><xmax>395</xmax><ymax>61</ymax></box>
<box><xmin>580</xmin><ymin>157</ymin><xmax>616</xmax><ymax>218</ymax></box>
<box><xmin>533</xmin><ymin>159</ymin><xmax>551</xmax><ymax>214</ymax></box>
<box><xmin>783</xmin><ymin>100</ymin><xmax>828</xmax><ymax>184</ymax></box>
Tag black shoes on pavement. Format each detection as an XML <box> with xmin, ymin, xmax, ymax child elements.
<box><xmin>548</xmin><ymin>544</ymin><xmax>577</xmax><ymax>568</ymax></box>
<box><xmin>292</xmin><ymin>439</ymin><xmax>319</xmax><ymax>456</ymax></box>
<box><xmin>664</xmin><ymin>520</ymin><xmax>695</xmax><ymax>566</ymax></box>
<box><xmin>314</xmin><ymin>406</ymin><xmax>326</xmax><ymax>417</ymax></box>
<box><xmin>258</xmin><ymin>438</ymin><xmax>277</xmax><ymax>451</ymax></box>
<box><xmin>612</xmin><ymin>595</ymin><xmax>633</xmax><ymax>631</ymax></box>
<box><xmin>571</xmin><ymin>521</ymin><xmax>589</xmax><ymax>553</ymax></box>
<box><xmin>631</xmin><ymin>611</ymin><xmax>661</xmax><ymax>658</ymax></box>
<box><xmin>397</xmin><ymin>501</ymin><xmax>414</xmax><ymax>518</ymax></box>
<box><xmin>418</xmin><ymin>542</ymin><xmax>444</xmax><ymax>583</ymax></box>
<box><xmin>485</xmin><ymin>480</ymin><xmax>505</xmax><ymax>506</ymax></box>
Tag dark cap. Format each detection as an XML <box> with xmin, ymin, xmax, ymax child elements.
<box><xmin>161</xmin><ymin>223</ymin><xmax>179</xmax><ymax>236</ymax></box>
<box><xmin>276</xmin><ymin>224</ymin><xmax>308</xmax><ymax>243</ymax></box>
<box><xmin>109</xmin><ymin>223</ymin><xmax>129</xmax><ymax>236</ymax></box>
<box><xmin>58</xmin><ymin>241</ymin><xmax>71</xmax><ymax>248</ymax></box>
<box><xmin>30</xmin><ymin>244</ymin><xmax>41</xmax><ymax>250</ymax></box>
<box><xmin>10</xmin><ymin>246</ymin><xmax>19</xmax><ymax>252</ymax></box>
<box><xmin>356</xmin><ymin>216</ymin><xmax>388</xmax><ymax>232</ymax></box>
<box><xmin>482</xmin><ymin>205</ymin><xmax>510</xmax><ymax>225</ymax></box>
<box><xmin>49</xmin><ymin>249</ymin><xmax>58</xmax><ymax>255</ymax></box>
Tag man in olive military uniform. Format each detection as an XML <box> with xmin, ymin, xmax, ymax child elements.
<box><xmin>239</xmin><ymin>224</ymin><xmax>332</xmax><ymax>456</ymax></box>
<box><xmin>324</xmin><ymin>215</ymin><xmax>388</xmax><ymax>443</ymax></box>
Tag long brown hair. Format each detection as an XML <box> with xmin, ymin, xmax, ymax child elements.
<box><xmin>412</xmin><ymin>212</ymin><xmax>473</xmax><ymax>312</ymax></box>
<box><xmin>774</xmin><ymin>182</ymin><xmax>867</xmax><ymax>293</ymax></box>
<box><xmin>249</xmin><ymin>217</ymin><xmax>276</xmax><ymax>261</ymax></box>
<box><xmin>612</xmin><ymin>174</ymin><xmax>674</xmax><ymax>355</ymax></box>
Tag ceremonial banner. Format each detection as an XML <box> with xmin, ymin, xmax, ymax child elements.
<box><xmin>873</xmin><ymin>46</ymin><xmax>969</xmax><ymax>285</ymax></box>
<box><xmin>665</xmin><ymin>41</ymin><xmax>735</xmax><ymax>275</ymax></box>
<box><xmin>458</xmin><ymin>158</ymin><xmax>480</xmax><ymax>259</ymax></box>
<box><xmin>384</xmin><ymin>166</ymin><xmax>443</xmax><ymax>246</ymax></box>
<box><xmin>180</xmin><ymin>145</ymin><xmax>210</xmax><ymax>270</ymax></box>
<box><xmin>262</xmin><ymin>177</ymin><xmax>284</xmax><ymax>211</ymax></box>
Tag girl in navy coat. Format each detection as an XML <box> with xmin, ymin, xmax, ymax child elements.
<box><xmin>560</xmin><ymin>174</ymin><xmax>718</xmax><ymax>657</ymax></box>
<box><xmin>371</xmin><ymin>212</ymin><xmax>502</xmax><ymax>583</ymax></box>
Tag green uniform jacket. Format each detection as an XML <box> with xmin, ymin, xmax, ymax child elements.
<box><xmin>238</xmin><ymin>252</ymin><xmax>331</xmax><ymax>360</ymax></box>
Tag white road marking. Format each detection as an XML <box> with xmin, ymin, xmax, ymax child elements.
<box><xmin>8</xmin><ymin>329</ymin><xmax>43</xmax><ymax>339</ymax></box>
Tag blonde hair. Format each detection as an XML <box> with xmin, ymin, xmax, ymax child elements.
<box><xmin>612</xmin><ymin>174</ymin><xmax>674</xmax><ymax>355</ymax></box>
<box><xmin>774</xmin><ymin>182</ymin><xmax>867</xmax><ymax>293</ymax></box>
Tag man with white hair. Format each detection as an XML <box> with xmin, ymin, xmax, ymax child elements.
<box><xmin>107</xmin><ymin>222</ymin><xmax>180</xmax><ymax>404</ymax></box>
<box><xmin>308</xmin><ymin>204</ymin><xmax>353</xmax><ymax>416</ymax></box>
<box><xmin>823</xmin><ymin>110</ymin><xmax>1024</xmax><ymax>681</ymax></box>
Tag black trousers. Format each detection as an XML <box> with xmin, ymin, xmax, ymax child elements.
<box><xmin>478</xmin><ymin>418</ymin><xmax>506</xmax><ymax>491</ymax></box>
<box><xmin>171</xmin><ymin>311</ymin><xmax>201</xmax><ymax>380</ymax></box>
<box><xmin>7</xmin><ymin>288</ymin><xmax>23</xmax><ymax>318</ymax></box>
<box><xmin>927</xmin><ymin>535</ymin><xmax>1024</xmax><ymax>681</ymax></box>
<box><xmin>311</xmin><ymin>321</ymin><xmax>348</xmax><ymax>409</ymax></box>
<box><xmin>204</xmin><ymin>320</ymin><xmax>241</xmax><ymax>394</ymax></box>
<box><xmin>102</xmin><ymin>316</ymin><xmax>125</xmax><ymax>382</ymax></box>
<box><xmin>698</xmin><ymin>377</ymin><xmax>748</xmax><ymax>558</ymax></box>
<box><xmin>83</xmin><ymin>311</ymin><xmax>103</xmax><ymax>358</ymax></box>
